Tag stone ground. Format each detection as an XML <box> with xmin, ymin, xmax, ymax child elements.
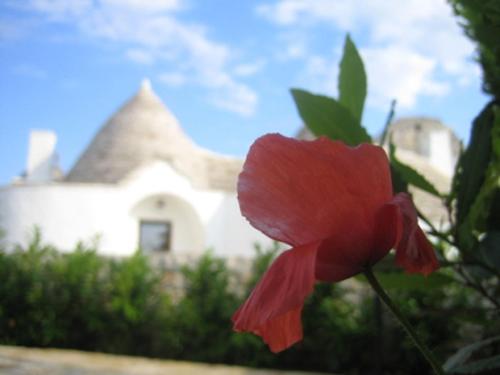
<box><xmin>0</xmin><ymin>346</ymin><xmax>326</xmax><ymax>375</ymax></box>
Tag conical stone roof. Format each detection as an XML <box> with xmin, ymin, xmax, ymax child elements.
<box><xmin>66</xmin><ymin>80</ymin><xmax>242</xmax><ymax>191</ymax></box>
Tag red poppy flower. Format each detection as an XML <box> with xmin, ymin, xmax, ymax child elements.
<box><xmin>232</xmin><ymin>134</ymin><xmax>439</xmax><ymax>353</ymax></box>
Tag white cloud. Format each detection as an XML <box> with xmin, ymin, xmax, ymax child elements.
<box><xmin>210</xmin><ymin>80</ymin><xmax>258</xmax><ymax>116</ymax></box>
<box><xmin>24</xmin><ymin>0</ymin><xmax>92</xmax><ymax>20</ymax></box>
<box><xmin>257</xmin><ymin>0</ymin><xmax>355</xmax><ymax>29</ymax></box>
<box><xmin>275</xmin><ymin>32</ymin><xmax>309</xmax><ymax>60</ymax></box>
<box><xmin>299</xmin><ymin>55</ymin><xmax>338</xmax><ymax>95</ymax></box>
<box><xmin>17</xmin><ymin>0</ymin><xmax>258</xmax><ymax>116</ymax></box>
<box><xmin>158</xmin><ymin>71</ymin><xmax>187</xmax><ymax>86</ymax></box>
<box><xmin>257</xmin><ymin>0</ymin><xmax>477</xmax><ymax>109</ymax></box>
<box><xmin>233</xmin><ymin>59</ymin><xmax>266</xmax><ymax>77</ymax></box>
<box><xmin>125</xmin><ymin>48</ymin><xmax>155</xmax><ymax>65</ymax></box>
<box><xmin>361</xmin><ymin>46</ymin><xmax>449</xmax><ymax>108</ymax></box>
<box><xmin>100</xmin><ymin>0</ymin><xmax>183</xmax><ymax>13</ymax></box>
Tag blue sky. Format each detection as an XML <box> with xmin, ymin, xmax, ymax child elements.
<box><xmin>0</xmin><ymin>0</ymin><xmax>490</xmax><ymax>185</ymax></box>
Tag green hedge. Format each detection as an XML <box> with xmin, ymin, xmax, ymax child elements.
<box><xmin>0</xmin><ymin>231</ymin><xmax>490</xmax><ymax>374</ymax></box>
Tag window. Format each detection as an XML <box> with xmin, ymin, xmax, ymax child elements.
<box><xmin>139</xmin><ymin>220</ymin><xmax>172</xmax><ymax>253</ymax></box>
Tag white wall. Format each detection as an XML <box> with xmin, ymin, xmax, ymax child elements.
<box><xmin>0</xmin><ymin>160</ymin><xmax>273</xmax><ymax>258</ymax></box>
<box><xmin>429</xmin><ymin>129</ymin><xmax>455</xmax><ymax>177</ymax></box>
<box><xmin>0</xmin><ymin>184</ymin><xmax>129</xmax><ymax>255</ymax></box>
<box><xmin>205</xmin><ymin>193</ymin><xmax>272</xmax><ymax>257</ymax></box>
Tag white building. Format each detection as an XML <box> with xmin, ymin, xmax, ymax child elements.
<box><xmin>0</xmin><ymin>80</ymin><xmax>459</xmax><ymax>259</ymax></box>
<box><xmin>0</xmin><ymin>80</ymin><xmax>270</xmax><ymax>259</ymax></box>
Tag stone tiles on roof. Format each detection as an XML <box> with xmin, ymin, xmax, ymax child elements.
<box><xmin>66</xmin><ymin>80</ymin><xmax>241</xmax><ymax>192</ymax></box>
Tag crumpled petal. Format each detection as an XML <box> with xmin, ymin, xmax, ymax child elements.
<box><xmin>252</xmin><ymin>307</ymin><xmax>303</xmax><ymax>353</ymax></box>
<box><xmin>377</xmin><ymin>193</ymin><xmax>439</xmax><ymax>275</ymax></box>
<box><xmin>238</xmin><ymin>134</ymin><xmax>393</xmax><ymax>247</ymax></box>
<box><xmin>232</xmin><ymin>241</ymin><xmax>319</xmax><ymax>352</ymax></box>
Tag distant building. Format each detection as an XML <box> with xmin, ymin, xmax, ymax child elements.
<box><xmin>0</xmin><ymin>80</ymin><xmax>269</xmax><ymax>260</ymax></box>
<box><xmin>0</xmin><ymin>81</ymin><xmax>459</xmax><ymax>259</ymax></box>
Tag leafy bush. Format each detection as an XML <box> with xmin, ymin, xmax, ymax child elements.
<box><xmin>449</xmin><ymin>0</ymin><xmax>500</xmax><ymax>99</ymax></box>
<box><xmin>0</xmin><ymin>229</ymin><xmax>172</xmax><ymax>355</ymax></box>
<box><xmin>0</xmin><ymin>231</ymin><xmax>496</xmax><ymax>374</ymax></box>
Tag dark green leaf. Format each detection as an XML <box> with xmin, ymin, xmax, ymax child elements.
<box><xmin>454</xmin><ymin>102</ymin><xmax>496</xmax><ymax>227</ymax></box>
<box><xmin>390</xmin><ymin>164</ymin><xmax>408</xmax><ymax>194</ymax></box>
<box><xmin>379</xmin><ymin>99</ymin><xmax>397</xmax><ymax>147</ymax></box>
<box><xmin>479</xmin><ymin>230</ymin><xmax>500</xmax><ymax>271</ymax></box>
<box><xmin>455</xmin><ymin>103</ymin><xmax>500</xmax><ymax>250</ymax></box>
<box><xmin>444</xmin><ymin>335</ymin><xmax>500</xmax><ymax>373</ymax></box>
<box><xmin>487</xmin><ymin>190</ymin><xmax>500</xmax><ymax>231</ymax></box>
<box><xmin>389</xmin><ymin>143</ymin><xmax>441</xmax><ymax>197</ymax></box>
<box><xmin>291</xmin><ymin>88</ymin><xmax>371</xmax><ymax>146</ymax></box>
<box><xmin>373</xmin><ymin>271</ymin><xmax>454</xmax><ymax>291</ymax></box>
<box><xmin>338</xmin><ymin>34</ymin><xmax>367</xmax><ymax>123</ymax></box>
<box><xmin>449</xmin><ymin>0</ymin><xmax>500</xmax><ymax>98</ymax></box>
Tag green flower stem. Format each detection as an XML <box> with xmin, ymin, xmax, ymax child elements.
<box><xmin>363</xmin><ymin>267</ymin><xmax>445</xmax><ymax>375</ymax></box>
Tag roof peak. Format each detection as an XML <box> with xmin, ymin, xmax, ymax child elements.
<box><xmin>139</xmin><ymin>78</ymin><xmax>152</xmax><ymax>93</ymax></box>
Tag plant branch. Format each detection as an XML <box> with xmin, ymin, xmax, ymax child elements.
<box><xmin>363</xmin><ymin>267</ymin><xmax>445</xmax><ymax>375</ymax></box>
<box><xmin>416</xmin><ymin>208</ymin><xmax>456</xmax><ymax>247</ymax></box>
<box><xmin>379</xmin><ymin>99</ymin><xmax>396</xmax><ymax>147</ymax></box>
<box><xmin>455</xmin><ymin>266</ymin><xmax>500</xmax><ymax>309</ymax></box>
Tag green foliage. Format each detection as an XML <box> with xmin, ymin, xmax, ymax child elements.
<box><xmin>390</xmin><ymin>163</ymin><xmax>409</xmax><ymax>194</ymax></box>
<box><xmin>452</xmin><ymin>103</ymin><xmax>499</xmax><ymax>235</ymax></box>
<box><xmin>373</xmin><ymin>271</ymin><xmax>454</xmax><ymax>292</ymax></box>
<box><xmin>0</xmin><ymin>232</ymin><xmax>172</xmax><ymax>355</ymax></box>
<box><xmin>479</xmin><ymin>231</ymin><xmax>500</xmax><ymax>271</ymax></box>
<box><xmin>449</xmin><ymin>0</ymin><xmax>500</xmax><ymax>99</ymax></box>
<box><xmin>444</xmin><ymin>336</ymin><xmax>500</xmax><ymax>374</ymax></box>
<box><xmin>389</xmin><ymin>143</ymin><xmax>442</xmax><ymax>197</ymax></box>
<box><xmin>0</xmin><ymin>233</ymin><xmax>496</xmax><ymax>374</ymax></box>
<box><xmin>291</xmin><ymin>34</ymin><xmax>371</xmax><ymax>146</ymax></box>
<box><xmin>291</xmin><ymin>89</ymin><xmax>371</xmax><ymax>145</ymax></box>
<box><xmin>289</xmin><ymin>29</ymin><xmax>500</xmax><ymax>373</ymax></box>
<box><xmin>449</xmin><ymin>102</ymin><xmax>500</xmax><ymax>285</ymax></box>
<box><xmin>172</xmin><ymin>252</ymin><xmax>239</xmax><ymax>363</ymax></box>
<box><xmin>339</xmin><ymin>34</ymin><xmax>367</xmax><ymax>123</ymax></box>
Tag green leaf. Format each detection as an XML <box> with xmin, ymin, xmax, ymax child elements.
<box><xmin>487</xmin><ymin>190</ymin><xmax>500</xmax><ymax>231</ymax></box>
<box><xmin>373</xmin><ymin>271</ymin><xmax>454</xmax><ymax>291</ymax></box>
<box><xmin>390</xmin><ymin>164</ymin><xmax>409</xmax><ymax>194</ymax></box>
<box><xmin>455</xmin><ymin>103</ymin><xmax>500</xmax><ymax>250</ymax></box>
<box><xmin>338</xmin><ymin>34</ymin><xmax>367</xmax><ymax>123</ymax></box>
<box><xmin>291</xmin><ymin>88</ymin><xmax>371</xmax><ymax>146</ymax></box>
<box><xmin>389</xmin><ymin>143</ymin><xmax>441</xmax><ymax>197</ymax></box>
<box><xmin>453</xmin><ymin>102</ymin><xmax>497</xmax><ymax>228</ymax></box>
<box><xmin>379</xmin><ymin>99</ymin><xmax>397</xmax><ymax>147</ymax></box>
<box><xmin>479</xmin><ymin>230</ymin><xmax>500</xmax><ymax>271</ymax></box>
<box><xmin>444</xmin><ymin>335</ymin><xmax>500</xmax><ymax>373</ymax></box>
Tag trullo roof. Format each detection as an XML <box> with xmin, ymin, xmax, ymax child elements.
<box><xmin>66</xmin><ymin>80</ymin><xmax>242</xmax><ymax>191</ymax></box>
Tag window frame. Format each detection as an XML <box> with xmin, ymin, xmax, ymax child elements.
<box><xmin>138</xmin><ymin>219</ymin><xmax>173</xmax><ymax>253</ymax></box>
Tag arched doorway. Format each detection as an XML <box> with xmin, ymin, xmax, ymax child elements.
<box><xmin>130</xmin><ymin>194</ymin><xmax>204</xmax><ymax>255</ymax></box>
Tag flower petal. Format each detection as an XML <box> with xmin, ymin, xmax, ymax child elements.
<box><xmin>314</xmin><ymin>236</ymin><xmax>368</xmax><ymax>282</ymax></box>
<box><xmin>238</xmin><ymin>134</ymin><xmax>393</xmax><ymax>246</ymax></box>
<box><xmin>377</xmin><ymin>193</ymin><xmax>439</xmax><ymax>275</ymax></box>
<box><xmin>232</xmin><ymin>241</ymin><xmax>319</xmax><ymax>352</ymax></box>
<box><xmin>251</xmin><ymin>307</ymin><xmax>303</xmax><ymax>353</ymax></box>
<box><xmin>370</xmin><ymin>201</ymin><xmax>403</xmax><ymax>264</ymax></box>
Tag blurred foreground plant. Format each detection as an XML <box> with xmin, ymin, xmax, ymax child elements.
<box><xmin>271</xmin><ymin>26</ymin><xmax>499</xmax><ymax>373</ymax></box>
